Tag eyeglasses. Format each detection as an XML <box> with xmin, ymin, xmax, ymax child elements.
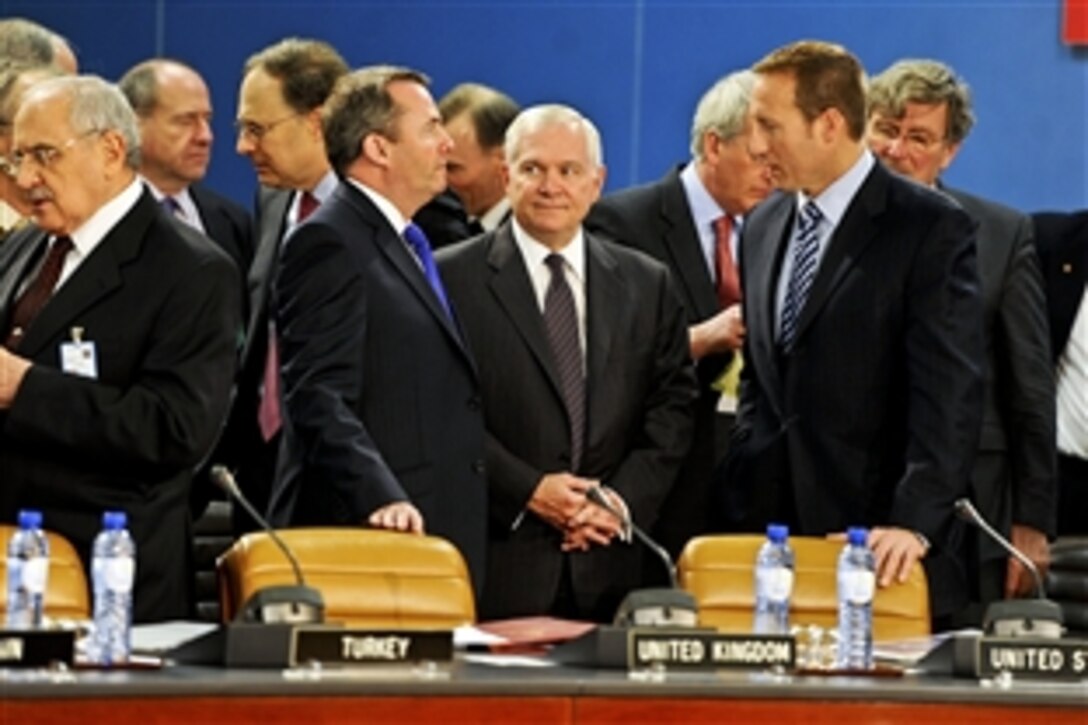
<box><xmin>9</xmin><ymin>130</ymin><xmax>101</xmax><ymax>173</ymax></box>
<box><xmin>869</xmin><ymin>120</ymin><xmax>946</xmax><ymax>154</ymax></box>
<box><xmin>234</xmin><ymin>113</ymin><xmax>300</xmax><ymax>142</ymax></box>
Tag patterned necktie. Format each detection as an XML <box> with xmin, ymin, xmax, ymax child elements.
<box><xmin>714</xmin><ymin>214</ymin><xmax>741</xmax><ymax>309</ymax></box>
<box><xmin>4</xmin><ymin>236</ymin><xmax>73</xmax><ymax>350</ymax></box>
<box><xmin>779</xmin><ymin>200</ymin><xmax>824</xmax><ymax>347</ymax></box>
<box><xmin>161</xmin><ymin>196</ymin><xmax>183</xmax><ymax>219</ymax></box>
<box><xmin>542</xmin><ymin>253</ymin><xmax>586</xmax><ymax>471</ymax></box>
<box><xmin>403</xmin><ymin>222</ymin><xmax>452</xmax><ymax>319</ymax></box>
<box><xmin>257</xmin><ymin>191</ymin><xmax>322</xmax><ymax>441</ymax></box>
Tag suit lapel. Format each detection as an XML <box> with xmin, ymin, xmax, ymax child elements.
<box><xmin>0</xmin><ymin>227</ymin><xmax>49</xmax><ymax>331</ymax></box>
<box><xmin>340</xmin><ymin>184</ymin><xmax>475</xmax><ymax>372</ymax></box>
<box><xmin>660</xmin><ymin>169</ymin><xmax>718</xmax><ymax>320</ymax></box>
<box><xmin>240</xmin><ymin>187</ymin><xmax>290</xmax><ymax>365</ymax></box>
<box><xmin>486</xmin><ymin>224</ymin><xmax>566</xmax><ymax>403</ymax></box>
<box><xmin>790</xmin><ymin>163</ymin><xmax>886</xmax><ymax>343</ymax></box>
<box><xmin>745</xmin><ymin>192</ymin><xmax>792</xmax><ymax>416</ymax></box>
<box><xmin>18</xmin><ymin>191</ymin><xmax>155</xmax><ymax>356</ymax></box>
<box><xmin>584</xmin><ymin>232</ymin><xmax>623</xmax><ymax>435</ymax></box>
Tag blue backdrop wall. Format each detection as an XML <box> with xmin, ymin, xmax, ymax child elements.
<box><xmin>4</xmin><ymin>0</ymin><xmax>1085</xmax><ymax>214</ymax></box>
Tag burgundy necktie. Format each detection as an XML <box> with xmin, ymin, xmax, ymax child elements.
<box><xmin>4</xmin><ymin>236</ymin><xmax>73</xmax><ymax>350</ymax></box>
<box><xmin>257</xmin><ymin>191</ymin><xmax>320</xmax><ymax>441</ymax></box>
<box><xmin>714</xmin><ymin>215</ymin><xmax>741</xmax><ymax>309</ymax></box>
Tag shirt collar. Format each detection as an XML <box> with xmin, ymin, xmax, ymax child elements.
<box><xmin>799</xmin><ymin>149</ymin><xmax>875</xmax><ymax>225</ymax></box>
<box><xmin>680</xmin><ymin>161</ymin><xmax>728</xmax><ymax>229</ymax></box>
<box><xmin>67</xmin><ymin>177</ymin><xmax>144</xmax><ymax>256</ymax></box>
<box><xmin>347</xmin><ymin>177</ymin><xmax>409</xmax><ymax>235</ymax></box>
<box><xmin>511</xmin><ymin>217</ymin><xmax>586</xmax><ymax>285</ymax></box>
<box><xmin>479</xmin><ymin>197</ymin><xmax>511</xmax><ymax>232</ymax></box>
<box><xmin>309</xmin><ymin>169</ymin><xmax>339</xmax><ymax>204</ymax></box>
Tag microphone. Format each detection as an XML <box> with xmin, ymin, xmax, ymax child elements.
<box><xmin>585</xmin><ymin>486</ymin><xmax>697</xmax><ymax>628</ymax></box>
<box><xmin>954</xmin><ymin>497</ymin><xmax>1062</xmax><ymax>638</ymax></box>
<box><xmin>210</xmin><ymin>465</ymin><xmax>324</xmax><ymax>624</ymax></box>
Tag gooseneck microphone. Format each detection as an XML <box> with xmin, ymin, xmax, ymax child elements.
<box><xmin>954</xmin><ymin>497</ymin><xmax>1062</xmax><ymax>638</ymax></box>
<box><xmin>210</xmin><ymin>465</ymin><xmax>323</xmax><ymax>623</ymax></box>
<box><xmin>954</xmin><ymin>497</ymin><xmax>1045</xmax><ymax>598</ymax></box>
<box><xmin>586</xmin><ymin>485</ymin><xmax>678</xmax><ymax>588</ymax></box>
<box><xmin>585</xmin><ymin>486</ymin><xmax>697</xmax><ymax>627</ymax></box>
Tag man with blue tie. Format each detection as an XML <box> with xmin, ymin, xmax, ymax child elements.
<box><xmin>266</xmin><ymin>66</ymin><xmax>487</xmax><ymax>593</ymax></box>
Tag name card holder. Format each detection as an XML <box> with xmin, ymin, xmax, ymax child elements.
<box><xmin>976</xmin><ymin>637</ymin><xmax>1088</xmax><ymax>681</ymax></box>
<box><xmin>629</xmin><ymin>631</ymin><xmax>796</xmax><ymax>671</ymax></box>
<box><xmin>216</xmin><ymin>623</ymin><xmax>452</xmax><ymax>669</ymax></box>
<box><xmin>0</xmin><ymin>629</ymin><xmax>75</xmax><ymax>668</ymax></box>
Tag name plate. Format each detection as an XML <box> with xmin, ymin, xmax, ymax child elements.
<box><xmin>290</xmin><ymin>628</ymin><xmax>453</xmax><ymax>668</ymax></box>
<box><xmin>628</xmin><ymin>631</ymin><xmax>795</xmax><ymax>671</ymax></box>
<box><xmin>0</xmin><ymin>629</ymin><xmax>75</xmax><ymax>668</ymax></box>
<box><xmin>976</xmin><ymin>637</ymin><xmax>1088</xmax><ymax>680</ymax></box>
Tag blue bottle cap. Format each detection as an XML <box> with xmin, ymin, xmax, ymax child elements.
<box><xmin>102</xmin><ymin>511</ymin><xmax>127</xmax><ymax>530</ymax></box>
<box><xmin>16</xmin><ymin>509</ymin><xmax>42</xmax><ymax>530</ymax></box>
<box><xmin>846</xmin><ymin>527</ymin><xmax>868</xmax><ymax>546</ymax></box>
<box><xmin>766</xmin><ymin>523</ymin><xmax>789</xmax><ymax>543</ymax></box>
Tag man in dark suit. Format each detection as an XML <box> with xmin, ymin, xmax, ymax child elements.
<box><xmin>0</xmin><ymin>76</ymin><xmax>238</xmax><ymax>621</ymax></box>
<box><xmin>214</xmin><ymin>39</ymin><xmax>347</xmax><ymax>532</ymax></box>
<box><xmin>866</xmin><ymin>59</ymin><xmax>1055</xmax><ymax>619</ymax></box>
<box><xmin>267</xmin><ymin>66</ymin><xmax>487</xmax><ymax>593</ymax></box>
<box><xmin>586</xmin><ymin>70</ymin><xmax>773</xmax><ymax>557</ymax></box>
<box><xmin>438</xmin><ymin>105</ymin><xmax>697</xmax><ymax>621</ymax></box>
<box><xmin>734</xmin><ymin>41</ymin><xmax>984</xmax><ymax>620</ymax></box>
<box><xmin>1032</xmin><ymin>210</ymin><xmax>1088</xmax><ymax>537</ymax></box>
<box><xmin>119</xmin><ymin>59</ymin><xmax>253</xmax><ymax>276</ymax></box>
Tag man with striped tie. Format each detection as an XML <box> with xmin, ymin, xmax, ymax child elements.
<box><xmin>726</xmin><ymin>40</ymin><xmax>984</xmax><ymax>624</ymax></box>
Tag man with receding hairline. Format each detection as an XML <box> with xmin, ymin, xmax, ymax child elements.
<box><xmin>729</xmin><ymin>40</ymin><xmax>984</xmax><ymax>622</ymax></box>
<box><xmin>0</xmin><ymin>75</ymin><xmax>238</xmax><ymax>621</ymax></box>
<box><xmin>267</xmin><ymin>66</ymin><xmax>487</xmax><ymax>592</ymax></box>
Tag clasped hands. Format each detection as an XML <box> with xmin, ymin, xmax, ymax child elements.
<box><xmin>528</xmin><ymin>472</ymin><xmax>626</xmax><ymax>552</ymax></box>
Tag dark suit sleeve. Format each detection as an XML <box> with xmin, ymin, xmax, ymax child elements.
<box><xmin>891</xmin><ymin>207</ymin><xmax>984</xmax><ymax>543</ymax></box>
<box><xmin>585</xmin><ymin>200</ymin><xmax>633</xmax><ymax>245</ymax></box>
<box><xmin>274</xmin><ymin>223</ymin><xmax>407</xmax><ymax>519</ymax></box>
<box><xmin>602</xmin><ymin>266</ymin><xmax>698</xmax><ymax>527</ymax></box>
<box><xmin>5</xmin><ymin>251</ymin><xmax>239</xmax><ymax>470</ymax></box>
<box><xmin>997</xmin><ymin>218</ymin><xmax>1057</xmax><ymax>535</ymax></box>
<box><xmin>484</xmin><ymin>432</ymin><xmax>545</xmax><ymax>526</ymax></box>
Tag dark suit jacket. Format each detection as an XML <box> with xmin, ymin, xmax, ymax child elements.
<box><xmin>437</xmin><ymin>223</ymin><xmax>697</xmax><ymax>621</ymax></box>
<box><xmin>1031</xmin><ymin>210</ymin><xmax>1088</xmax><ymax>363</ymax></box>
<box><xmin>944</xmin><ymin>188</ymin><xmax>1055</xmax><ymax>559</ymax></box>
<box><xmin>0</xmin><ymin>189</ymin><xmax>240</xmax><ymax>622</ymax></box>
<box><xmin>733</xmin><ymin>161</ymin><xmax>983</xmax><ymax>617</ymax></box>
<box><xmin>267</xmin><ymin>181</ymin><xmax>487</xmax><ymax>594</ymax></box>
<box><xmin>586</xmin><ymin>167</ymin><xmax>731</xmax><ymax>556</ymax></box>
<box><xmin>211</xmin><ymin>187</ymin><xmax>291</xmax><ymax>530</ymax></box>
<box><xmin>190</xmin><ymin>183</ymin><xmax>254</xmax><ymax>277</ymax></box>
<box><xmin>414</xmin><ymin>189</ymin><xmax>475</xmax><ymax>250</ymax></box>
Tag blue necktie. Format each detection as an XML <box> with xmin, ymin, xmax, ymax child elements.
<box><xmin>403</xmin><ymin>222</ymin><xmax>452</xmax><ymax>319</ymax></box>
<box><xmin>779</xmin><ymin>200</ymin><xmax>824</xmax><ymax>347</ymax></box>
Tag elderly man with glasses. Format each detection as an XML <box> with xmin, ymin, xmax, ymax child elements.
<box><xmin>0</xmin><ymin>75</ymin><xmax>239</xmax><ymax>622</ymax></box>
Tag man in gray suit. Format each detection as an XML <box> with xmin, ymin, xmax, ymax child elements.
<box><xmin>438</xmin><ymin>105</ymin><xmax>697</xmax><ymax>621</ymax></box>
<box><xmin>867</xmin><ymin>59</ymin><xmax>1055</xmax><ymax>618</ymax></box>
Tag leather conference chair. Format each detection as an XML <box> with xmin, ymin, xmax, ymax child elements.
<box><xmin>217</xmin><ymin>528</ymin><xmax>475</xmax><ymax>628</ymax></box>
<box><xmin>0</xmin><ymin>524</ymin><xmax>90</xmax><ymax>620</ymax></box>
<box><xmin>679</xmin><ymin>535</ymin><xmax>930</xmax><ymax>641</ymax></box>
<box><xmin>1046</xmin><ymin>538</ymin><xmax>1088</xmax><ymax>636</ymax></box>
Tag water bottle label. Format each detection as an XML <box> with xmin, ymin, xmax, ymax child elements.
<box><xmin>840</xmin><ymin>570</ymin><xmax>875</xmax><ymax>605</ymax></box>
<box><xmin>21</xmin><ymin>557</ymin><xmax>48</xmax><ymax>594</ymax></box>
<box><xmin>105</xmin><ymin>559</ymin><xmax>135</xmax><ymax>593</ymax></box>
<box><xmin>757</xmin><ymin>567</ymin><xmax>794</xmax><ymax>603</ymax></box>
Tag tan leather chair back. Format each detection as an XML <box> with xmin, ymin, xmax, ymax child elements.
<box><xmin>0</xmin><ymin>524</ymin><xmax>90</xmax><ymax>620</ymax></box>
<box><xmin>679</xmin><ymin>535</ymin><xmax>930</xmax><ymax>641</ymax></box>
<box><xmin>217</xmin><ymin>528</ymin><xmax>475</xmax><ymax>628</ymax></box>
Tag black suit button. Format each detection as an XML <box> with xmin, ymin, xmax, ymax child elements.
<box><xmin>472</xmin><ymin>459</ymin><xmax>486</xmax><ymax>474</ymax></box>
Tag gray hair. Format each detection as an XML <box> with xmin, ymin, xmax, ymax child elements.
<box><xmin>22</xmin><ymin>75</ymin><xmax>141</xmax><ymax>169</ymax></box>
<box><xmin>689</xmin><ymin>70</ymin><xmax>755</xmax><ymax>160</ymax></box>
<box><xmin>322</xmin><ymin>65</ymin><xmax>430</xmax><ymax>174</ymax></box>
<box><xmin>867</xmin><ymin>59</ymin><xmax>975</xmax><ymax>144</ymax></box>
<box><xmin>504</xmin><ymin>104</ymin><xmax>603</xmax><ymax>168</ymax></box>
<box><xmin>0</xmin><ymin>18</ymin><xmax>57</xmax><ymax>66</ymax></box>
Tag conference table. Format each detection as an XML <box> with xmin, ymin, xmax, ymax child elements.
<box><xmin>2</xmin><ymin>654</ymin><xmax>1085</xmax><ymax>724</ymax></box>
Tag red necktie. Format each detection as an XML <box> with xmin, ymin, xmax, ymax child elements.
<box><xmin>257</xmin><ymin>191</ymin><xmax>320</xmax><ymax>441</ymax></box>
<box><xmin>4</xmin><ymin>236</ymin><xmax>73</xmax><ymax>350</ymax></box>
<box><xmin>714</xmin><ymin>215</ymin><xmax>741</xmax><ymax>309</ymax></box>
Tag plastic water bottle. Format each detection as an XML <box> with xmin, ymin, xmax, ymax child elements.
<box><xmin>836</xmin><ymin>527</ymin><xmax>875</xmax><ymax>669</ymax></box>
<box><xmin>5</xmin><ymin>510</ymin><xmax>49</xmax><ymax>629</ymax></box>
<box><xmin>90</xmin><ymin>511</ymin><xmax>136</xmax><ymax>665</ymax></box>
<box><xmin>753</xmin><ymin>523</ymin><xmax>795</xmax><ymax>634</ymax></box>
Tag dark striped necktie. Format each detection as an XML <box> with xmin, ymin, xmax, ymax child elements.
<box><xmin>779</xmin><ymin>200</ymin><xmax>823</xmax><ymax>348</ymax></box>
<box><xmin>542</xmin><ymin>253</ymin><xmax>586</xmax><ymax>471</ymax></box>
